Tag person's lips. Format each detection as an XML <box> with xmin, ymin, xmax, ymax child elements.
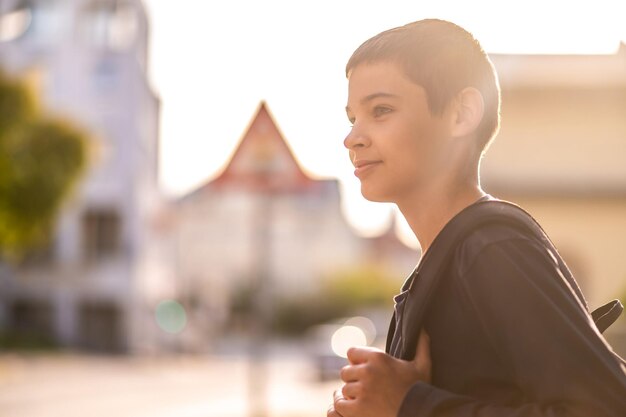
<box><xmin>353</xmin><ymin>159</ymin><xmax>382</xmax><ymax>178</ymax></box>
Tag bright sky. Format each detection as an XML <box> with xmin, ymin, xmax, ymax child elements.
<box><xmin>143</xmin><ymin>0</ymin><xmax>626</xmax><ymax>242</ymax></box>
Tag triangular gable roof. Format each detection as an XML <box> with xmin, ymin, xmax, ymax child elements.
<box><xmin>203</xmin><ymin>101</ymin><xmax>319</xmax><ymax>193</ymax></box>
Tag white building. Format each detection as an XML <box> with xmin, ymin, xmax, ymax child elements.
<box><xmin>0</xmin><ymin>0</ymin><xmax>172</xmax><ymax>352</ymax></box>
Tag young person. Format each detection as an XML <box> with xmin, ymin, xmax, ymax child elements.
<box><xmin>328</xmin><ymin>19</ymin><xmax>626</xmax><ymax>417</ymax></box>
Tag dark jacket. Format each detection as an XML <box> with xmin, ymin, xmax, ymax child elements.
<box><xmin>387</xmin><ymin>202</ymin><xmax>626</xmax><ymax>417</ymax></box>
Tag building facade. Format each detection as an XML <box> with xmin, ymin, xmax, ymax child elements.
<box><xmin>486</xmin><ymin>48</ymin><xmax>626</xmax><ymax>309</ymax></box>
<box><xmin>0</xmin><ymin>0</ymin><xmax>172</xmax><ymax>353</ymax></box>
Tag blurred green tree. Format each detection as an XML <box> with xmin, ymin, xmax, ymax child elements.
<box><xmin>321</xmin><ymin>265</ymin><xmax>401</xmax><ymax>310</ymax></box>
<box><xmin>0</xmin><ymin>69</ymin><xmax>87</xmax><ymax>261</ymax></box>
<box><xmin>269</xmin><ymin>265</ymin><xmax>402</xmax><ymax>336</ymax></box>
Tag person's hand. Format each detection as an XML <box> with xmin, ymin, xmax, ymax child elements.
<box><xmin>328</xmin><ymin>329</ymin><xmax>431</xmax><ymax>417</ymax></box>
<box><xmin>327</xmin><ymin>390</ymin><xmax>345</xmax><ymax>417</ymax></box>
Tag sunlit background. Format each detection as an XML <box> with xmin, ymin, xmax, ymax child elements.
<box><xmin>145</xmin><ymin>0</ymin><xmax>626</xmax><ymax>238</ymax></box>
<box><xmin>1</xmin><ymin>0</ymin><xmax>626</xmax><ymax>416</ymax></box>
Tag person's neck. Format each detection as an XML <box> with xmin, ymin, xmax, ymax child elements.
<box><xmin>397</xmin><ymin>183</ymin><xmax>486</xmax><ymax>255</ymax></box>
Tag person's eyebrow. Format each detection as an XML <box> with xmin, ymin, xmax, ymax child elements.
<box><xmin>361</xmin><ymin>92</ymin><xmax>399</xmax><ymax>104</ymax></box>
<box><xmin>345</xmin><ymin>92</ymin><xmax>399</xmax><ymax>113</ymax></box>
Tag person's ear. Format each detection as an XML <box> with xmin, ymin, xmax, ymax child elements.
<box><xmin>451</xmin><ymin>87</ymin><xmax>484</xmax><ymax>138</ymax></box>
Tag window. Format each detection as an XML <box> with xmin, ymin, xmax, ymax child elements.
<box><xmin>0</xmin><ymin>0</ymin><xmax>67</xmax><ymax>44</ymax></box>
<box><xmin>79</xmin><ymin>0</ymin><xmax>138</xmax><ymax>51</ymax></box>
<box><xmin>82</xmin><ymin>208</ymin><xmax>121</xmax><ymax>261</ymax></box>
<box><xmin>10</xmin><ymin>299</ymin><xmax>54</xmax><ymax>340</ymax></box>
<box><xmin>0</xmin><ymin>1</ymin><xmax>32</xmax><ymax>42</ymax></box>
<box><xmin>92</xmin><ymin>56</ymin><xmax>119</xmax><ymax>91</ymax></box>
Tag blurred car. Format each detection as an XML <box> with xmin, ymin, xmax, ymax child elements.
<box><xmin>304</xmin><ymin>315</ymin><xmax>384</xmax><ymax>381</ymax></box>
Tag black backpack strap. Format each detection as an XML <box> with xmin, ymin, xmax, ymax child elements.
<box><xmin>398</xmin><ymin>200</ymin><xmax>524</xmax><ymax>359</ymax></box>
<box><xmin>398</xmin><ymin>199</ymin><xmax>620</xmax><ymax>360</ymax></box>
<box><xmin>592</xmin><ymin>299</ymin><xmax>624</xmax><ymax>334</ymax></box>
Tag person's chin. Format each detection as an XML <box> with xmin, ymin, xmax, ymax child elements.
<box><xmin>360</xmin><ymin>185</ymin><xmax>390</xmax><ymax>203</ymax></box>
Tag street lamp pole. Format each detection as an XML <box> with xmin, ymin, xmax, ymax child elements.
<box><xmin>248</xmin><ymin>183</ymin><xmax>274</xmax><ymax>417</ymax></box>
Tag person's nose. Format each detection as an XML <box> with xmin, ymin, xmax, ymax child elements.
<box><xmin>343</xmin><ymin>123</ymin><xmax>369</xmax><ymax>150</ymax></box>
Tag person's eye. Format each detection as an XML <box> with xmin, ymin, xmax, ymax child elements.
<box><xmin>373</xmin><ymin>106</ymin><xmax>392</xmax><ymax>118</ymax></box>
<box><xmin>347</xmin><ymin>115</ymin><xmax>355</xmax><ymax>126</ymax></box>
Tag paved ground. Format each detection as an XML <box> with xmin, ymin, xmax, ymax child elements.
<box><xmin>0</xmin><ymin>348</ymin><xmax>340</xmax><ymax>417</ymax></box>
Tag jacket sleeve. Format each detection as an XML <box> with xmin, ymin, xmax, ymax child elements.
<box><xmin>398</xmin><ymin>238</ymin><xmax>626</xmax><ymax>417</ymax></box>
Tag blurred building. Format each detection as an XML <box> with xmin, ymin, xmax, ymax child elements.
<box><xmin>175</xmin><ymin>102</ymin><xmax>417</xmax><ymax>343</ymax></box>
<box><xmin>0</xmin><ymin>0</ymin><xmax>174</xmax><ymax>353</ymax></box>
<box><xmin>485</xmin><ymin>48</ymin><xmax>626</xmax><ymax>313</ymax></box>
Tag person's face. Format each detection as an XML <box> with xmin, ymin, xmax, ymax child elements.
<box><xmin>344</xmin><ymin>61</ymin><xmax>454</xmax><ymax>203</ymax></box>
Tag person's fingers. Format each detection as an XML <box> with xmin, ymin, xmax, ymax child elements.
<box><xmin>330</xmin><ymin>391</ymin><xmax>346</xmax><ymax>417</ymax></box>
<box><xmin>341</xmin><ymin>381</ymin><xmax>363</xmax><ymax>400</ymax></box>
<box><xmin>333</xmin><ymin>389</ymin><xmax>344</xmax><ymax>404</ymax></box>
<box><xmin>339</xmin><ymin>363</ymin><xmax>366</xmax><ymax>382</ymax></box>
<box><xmin>334</xmin><ymin>391</ymin><xmax>357</xmax><ymax>417</ymax></box>
<box><xmin>327</xmin><ymin>404</ymin><xmax>343</xmax><ymax>417</ymax></box>
<box><xmin>346</xmin><ymin>345</ymin><xmax>382</xmax><ymax>365</ymax></box>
